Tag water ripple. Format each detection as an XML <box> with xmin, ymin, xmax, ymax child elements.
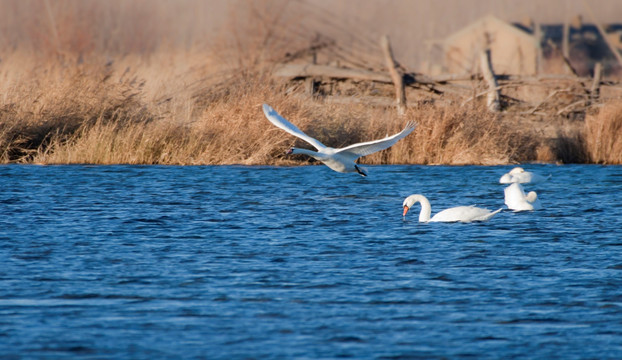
<box><xmin>0</xmin><ymin>164</ymin><xmax>621</xmax><ymax>359</ymax></box>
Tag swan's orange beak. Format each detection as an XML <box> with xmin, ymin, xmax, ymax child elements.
<box><xmin>403</xmin><ymin>206</ymin><xmax>409</xmax><ymax>217</ymax></box>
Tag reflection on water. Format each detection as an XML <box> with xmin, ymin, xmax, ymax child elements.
<box><xmin>1</xmin><ymin>164</ymin><xmax>621</xmax><ymax>359</ymax></box>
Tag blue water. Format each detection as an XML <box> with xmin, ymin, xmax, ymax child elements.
<box><xmin>1</xmin><ymin>164</ymin><xmax>621</xmax><ymax>359</ymax></box>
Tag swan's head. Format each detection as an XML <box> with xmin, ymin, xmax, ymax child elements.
<box><xmin>402</xmin><ymin>198</ymin><xmax>412</xmax><ymax>216</ymax></box>
<box><xmin>526</xmin><ymin>191</ymin><xmax>538</xmax><ymax>202</ymax></box>
<box><xmin>509</xmin><ymin>167</ymin><xmax>525</xmax><ymax>175</ymax></box>
<box><xmin>402</xmin><ymin>194</ymin><xmax>432</xmax><ymax>222</ymax></box>
<box><xmin>402</xmin><ymin>195</ymin><xmax>421</xmax><ymax>217</ymax></box>
<box><xmin>286</xmin><ymin>148</ymin><xmax>296</xmax><ymax>155</ymax></box>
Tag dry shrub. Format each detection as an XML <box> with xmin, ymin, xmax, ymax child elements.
<box><xmin>530</xmin><ymin>137</ymin><xmax>575</xmax><ymax>164</ymax></box>
<box><xmin>584</xmin><ymin>102</ymin><xmax>622</xmax><ymax>164</ymax></box>
<box><xmin>0</xmin><ymin>58</ymin><xmax>149</xmax><ymax>163</ymax></box>
<box><xmin>5</xmin><ymin>60</ymin><xmax>546</xmax><ymax>166</ymax></box>
<box><xmin>547</xmin><ymin>131</ymin><xmax>587</xmax><ymax>164</ymax></box>
<box><xmin>535</xmin><ymin>143</ymin><xmax>557</xmax><ymax>163</ymax></box>
<box><xmin>36</xmin><ymin>119</ymin><xmax>191</xmax><ymax>165</ymax></box>
<box><xmin>30</xmin><ymin>71</ymin><xmax>295</xmax><ymax>165</ymax></box>
<box><xmin>372</xmin><ymin>102</ymin><xmax>533</xmax><ymax>165</ymax></box>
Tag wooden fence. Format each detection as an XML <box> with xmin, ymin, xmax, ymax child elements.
<box><xmin>272</xmin><ymin>36</ymin><xmax>622</xmax><ymax>118</ymax></box>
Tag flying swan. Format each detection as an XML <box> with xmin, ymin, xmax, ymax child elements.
<box><xmin>499</xmin><ymin>167</ymin><xmax>549</xmax><ymax>184</ymax></box>
<box><xmin>262</xmin><ymin>104</ymin><xmax>416</xmax><ymax>176</ymax></box>
<box><xmin>504</xmin><ymin>182</ymin><xmax>541</xmax><ymax>211</ymax></box>
<box><xmin>402</xmin><ymin>194</ymin><xmax>502</xmax><ymax>223</ymax></box>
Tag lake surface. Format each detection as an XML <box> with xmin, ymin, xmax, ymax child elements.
<box><xmin>1</xmin><ymin>164</ymin><xmax>621</xmax><ymax>359</ymax></box>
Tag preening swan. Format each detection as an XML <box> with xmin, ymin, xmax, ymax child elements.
<box><xmin>262</xmin><ymin>104</ymin><xmax>416</xmax><ymax>176</ymax></box>
<box><xmin>499</xmin><ymin>167</ymin><xmax>549</xmax><ymax>184</ymax></box>
<box><xmin>402</xmin><ymin>194</ymin><xmax>502</xmax><ymax>223</ymax></box>
<box><xmin>504</xmin><ymin>183</ymin><xmax>541</xmax><ymax>211</ymax></box>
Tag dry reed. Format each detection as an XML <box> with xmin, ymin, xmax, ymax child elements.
<box><xmin>0</xmin><ymin>58</ymin><xmax>149</xmax><ymax>163</ymax></box>
<box><xmin>584</xmin><ymin>102</ymin><xmax>622</xmax><ymax>164</ymax></box>
<box><xmin>0</xmin><ymin>53</ymin><xmax>595</xmax><ymax>166</ymax></box>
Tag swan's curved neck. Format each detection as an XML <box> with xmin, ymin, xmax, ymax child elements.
<box><xmin>406</xmin><ymin>194</ymin><xmax>432</xmax><ymax>222</ymax></box>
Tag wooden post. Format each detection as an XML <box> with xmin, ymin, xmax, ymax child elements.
<box><xmin>562</xmin><ymin>19</ymin><xmax>577</xmax><ymax>75</ymax></box>
<box><xmin>380</xmin><ymin>35</ymin><xmax>406</xmax><ymax>116</ymax></box>
<box><xmin>306</xmin><ymin>40</ymin><xmax>318</xmax><ymax>97</ymax></box>
<box><xmin>480</xmin><ymin>49</ymin><xmax>500</xmax><ymax>112</ymax></box>
<box><xmin>535</xmin><ymin>22</ymin><xmax>543</xmax><ymax>75</ymax></box>
<box><xmin>590</xmin><ymin>62</ymin><xmax>602</xmax><ymax>102</ymax></box>
<box><xmin>562</xmin><ymin>20</ymin><xmax>570</xmax><ymax>59</ymax></box>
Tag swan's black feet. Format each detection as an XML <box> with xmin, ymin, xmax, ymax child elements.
<box><xmin>355</xmin><ymin>165</ymin><xmax>367</xmax><ymax>177</ymax></box>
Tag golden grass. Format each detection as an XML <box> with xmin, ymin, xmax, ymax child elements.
<box><xmin>584</xmin><ymin>102</ymin><xmax>622</xmax><ymax>164</ymax></box>
<box><xmin>384</xmin><ymin>104</ymin><xmax>522</xmax><ymax>165</ymax></box>
<box><xmin>0</xmin><ymin>57</ymin><xmax>148</xmax><ymax>163</ymax></box>
<box><xmin>23</xmin><ymin>79</ymin><xmax>534</xmax><ymax>166</ymax></box>
<box><xmin>0</xmin><ymin>53</ymin><xmax>606</xmax><ymax>166</ymax></box>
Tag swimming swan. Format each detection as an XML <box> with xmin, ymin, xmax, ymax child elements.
<box><xmin>262</xmin><ymin>104</ymin><xmax>416</xmax><ymax>176</ymax></box>
<box><xmin>402</xmin><ymin>194</ymin><xmax>502</xmax><ymax>223</ymax></box>
<box><xmin>499</xmin><ymin>167</ymin><xmax>549</xmax><ymax>184</ymax></box>
<box><xmin>504</xmin><ymin>182</ymin><xmax>541</xmax><ymax>211</ymax></box>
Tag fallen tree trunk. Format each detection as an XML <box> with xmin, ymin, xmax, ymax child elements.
<box><xmin>274</xmin><ymin>63</ymin><xmax>603</xmax><ymax>88</ymax></box>
<box><xmin>274</xmin><ymin>63</ymin><xmax>391</xmax><ymax>83</ymax></box>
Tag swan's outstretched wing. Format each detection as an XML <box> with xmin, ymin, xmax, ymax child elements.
<box><xmin>262</xmin><ymin>104</ymin><xmax>326</xmax><ymax>151</ymax></box>
<box><xmin>335</xmin><ymin>121</ymin><xmax>417</xmax><ymax>158</ymax></box>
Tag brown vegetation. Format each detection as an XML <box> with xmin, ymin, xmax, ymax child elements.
<box><xmin>0</xmin><ymin>0</ymin><xmax>620</xmax><ymax>165</ymax></box>
<box><xmin>0</xmin><ymin>61</ymin><xmax>549</xmax><ymax>166</ymax></box>
<box><xmin>584</xmin><ymin>102</ymin><xmax>622</xmax><ymax>164</ymax></box>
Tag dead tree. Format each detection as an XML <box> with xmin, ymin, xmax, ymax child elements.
<box><xmin>590</xmin><ymin>62</ymin><xmax>603</xmax><ymax>102</ymax></box>
<box><xmin>380</xmin><ymin>35</ymin><xmax>406</xmax><ymax>116</ymax></box>
<box><xmin>480</xmin><ymin>49</ymin><xmax>500</xmax><ymax>112</ymax></box>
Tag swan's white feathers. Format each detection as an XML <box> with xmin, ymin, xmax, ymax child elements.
<box><xmin>335</xmin><ymin>121</ymin><xmax>417</xmax><ymax>157</ymax></box>
<box><xmin>262</xmin><ymin>104</ymin><xmax>326</xmax><ymax>151</ymax></box>
<box><xmin>262</xmin><ymin>103</ymin><xmax>416</xmax><ymax>175</ymax></box>
<box><xmin>431</xmin><ymin>206</ymin><xmax>501</xmax><ymax>222</ymax></box>
<box><xmin>499</xmin><ymin>167</ymin><xmax>550</xmax><ymax>184</ymax></box>
<box><xmin>504</xmin><ymin>182</ymin><xmax>541</xmax><ymax>211</ymax></box>
<box><xmin>403</xmin><ymin>194</ymin><xmax>501</xmax><ymax>223</ymax></box>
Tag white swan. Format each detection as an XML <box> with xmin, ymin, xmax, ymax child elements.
<box><xmin>402</xmin><ymin>194</ymin><xmax>502</xmax><ymax>223</ymax></box>
<box><xmin>263</xmin><ymin>104</ymin><xmax>416</xmax><ymax>176</ymax></box>
<box><xmin>499</xmin><ymin>167</ymin><xmax>549</xmax><ymax>184</ymax></box>
<box><xmin>504</xmin><ymin>182</ymin><xmax>541</xmax><ymax>211</ymax></box>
